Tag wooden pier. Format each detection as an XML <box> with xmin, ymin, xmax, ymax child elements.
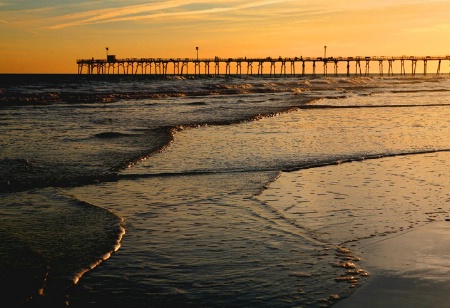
<box><xmin>77</xmin><ymin>55</ymin><xmax>450</xmax><ymax>77</ymax></box>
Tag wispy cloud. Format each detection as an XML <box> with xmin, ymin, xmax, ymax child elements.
<box><xmin>48</xmin><ymin>0</ymin><xmax>195</xmax><ymax>28</ymax></box>
<box><xmin>47</xmin><ymin>0</ymin><xmax>291</xmax><ymax>29</ymax></box>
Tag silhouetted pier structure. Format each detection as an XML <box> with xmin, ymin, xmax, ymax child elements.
<box><xmin>77</xmin><ymin>55</ymin><xmax>450</xmax><ymax>77</ymax></box>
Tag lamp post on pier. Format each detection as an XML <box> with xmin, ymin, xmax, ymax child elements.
<box><xmin>195</xmin><ymin>47</ymin><xmax>199</xmax><ymax>75</ymax></box>
<box><xmin>324</xmin><ymin>46</ymin><xmax>327</xmax><ymax>58</ymax></box>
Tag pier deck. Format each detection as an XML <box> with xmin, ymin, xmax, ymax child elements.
<box><xmin>77</xmin><ymin>55</ymin><xmax>450</xmax><ymax>76</ymax></box>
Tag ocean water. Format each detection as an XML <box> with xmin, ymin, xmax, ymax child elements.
<box><xmin>1</xmin><ymin>74</ymin><xmax>450</xmax><ymax>307</ymax></box>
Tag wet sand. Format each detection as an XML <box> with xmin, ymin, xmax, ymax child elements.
<box><xmin>336</xmin><ymin>221</ymin><xmax>450</xmax><ymax>308</ymax></box>
<box><xmin>255</xmin><ymin>151</ymin><xmax>450</xmax><ymax>306</ymax></box>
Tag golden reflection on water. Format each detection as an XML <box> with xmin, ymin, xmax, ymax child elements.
<box><xmin>111</xmin><ymin>95</ymin><xmax>450</xmax><ymax>306</ymax></box>
<box><xmin>257</xmin><ymin>152</ymin><xmax>450</xmax><ymax>247</ymax></box>
<box><xmin>127</xmin><ymin>105</ymin><xmax>450</xmax><ymax>175</ymax></box>
<box><xmin>68</xmin><ymin>170</ymin><xmax>367</xmax><ymax>307</ymax></box>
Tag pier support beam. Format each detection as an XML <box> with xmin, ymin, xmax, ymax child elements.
<box><xmin>214</xmin><ymin>61</ymin><xmax>220</xmax><ymax>75</ymax></box>
<box><xmin>173</xmin><ymin>62</ymin><xmax>180</xmax><ymax>75</ymax></box>
<box><xmin>412</xmin><ymin>60</ymin><xmax>417</xmax><ymax>76</ymax></box>
<box><xmin>107</xmin><ymin>63</ymin><xmax>114</xmax><ymax>74</ymax></box>
<box><xmin>181</xmin><ymin>61</ymin><xmax>189</xmax><ymax>75</ymax></box>
<box><xmin>144</xmin><ymin>62</ymin><xmax>151</xmax><ymax>74</ymax></box>
<box><xmin>194</xmin><ymin>61</ymin><xmax>200</xmax><ymax>75</ymax></box>
<box><xmin>118</xmin><ymin>62</ymin><xmax>125</xmax><ymax>74</ymax></box>
<box><xmin>401</xmin><ymin>60</ymin><xmax>406</xmax><ymax>76</ymax></box>
<box><xmin>388</xmin><ymin>60</ymin><xmax>393</xmax><ymax>76</ymax></box>
<box><xmin>270</xmin><ymin>61</ymin><xmax>276</xmax><ymax>76</ymax></box>
<box><xmin>290</xmin><ymin>61</ymin><xmax>295</xmax><ymax>76</ymax></box>
<box><xmin>258</xmin><ymin>62</ymin><xmax>264</xmax><ymax>75</ymax></box>
<box><xmin>355</xmin><ymin>60</ymin><xmax>362</xmax><ymax>76</ymax></box>
<box><xmin>364</xmin><ymin>60</ymin><xmax>370</xmax><ymax>76</ymax></box>
<box><xmin>236</xmin><ymin>61</ymin><xmax>242</xmax><ymax>75</ymax></box>
<box><xmin>135</xmin><ymin>62</ymin><xmax>142</xmax><ymax>74</ymax></box>
<box><xmin>247</xmin><ymin>62</ymin><xmax>253</xmax><ymax>75</ymax></box>
<box><xmin>280</xmin><ymin>60</ymin><xmax>286</xmax><ymax>76</ymax></box>
<box><xmin>225</xmin><ymin>62</ymin><xmax>231</xmax><ymax>75</ymax></box>
<box><xmin>154</xmin><ymin>62</ymin><xmax>161</xmax><ymax>74</ymax></box>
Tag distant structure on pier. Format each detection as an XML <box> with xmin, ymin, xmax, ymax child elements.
<box><xmin>77</xmin><ymin>54</ymin><xmax>450</xmax><ymax>77</ymax></box>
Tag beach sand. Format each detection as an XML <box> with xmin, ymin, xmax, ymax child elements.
<box><xmin>336</xmin><ymin>221</ymin><xmax>450</xmax><ymax>308</ymax></box>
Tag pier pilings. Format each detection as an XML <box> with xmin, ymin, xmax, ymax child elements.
<box><xmin>77</xmin><ymin>56</ymin><xmax>450</xmax><ymax>77</ymax></box>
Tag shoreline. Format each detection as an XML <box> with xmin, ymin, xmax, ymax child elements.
<box><xmin>336</xmin><ymin>221</ymin><xmax>450</xmax><ymax>307</ymax></box>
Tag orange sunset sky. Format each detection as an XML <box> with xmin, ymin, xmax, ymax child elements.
<box><xmin>1</xmin><ymin>0</ymin><xmax>450</xmax><ymax>73</ymax></box>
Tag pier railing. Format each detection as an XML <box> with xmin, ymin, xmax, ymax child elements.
<box><xmin>77</xmin><ymin>55</ymin><xmax>450</xmax><ymax>76</ymax></box>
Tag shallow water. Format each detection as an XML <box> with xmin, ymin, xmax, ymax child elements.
<box><xmin>68</xmin><ymin>172</ymin><xmax>357</xmax><ymax>307</ymax></box>
<box><xmin>1</xmin><ymin>75</ymin><xmax>450</xmax><ymax>307</ymax></box>
<box><xmin>126</xmin><ymin>101</ymin><xmax>450</xmax><ymax>176</ymax></box>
